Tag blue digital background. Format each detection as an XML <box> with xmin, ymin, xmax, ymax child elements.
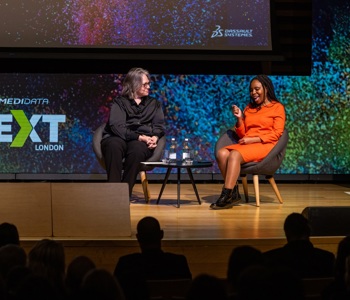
<box><xmin>0</xmin><ymin>0</ymin><xmax>349</xmax><ymax>176</ymax></box>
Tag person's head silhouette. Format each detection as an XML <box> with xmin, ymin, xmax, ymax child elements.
<box><xmin>0</xmin><ymin>222</ymin><xmax>20</xmax><ymax>247</ymax></box>
<box><xmin>136</xmin><ymin>216</ymin><xmax>164</xmax><ymax>250</ymax></box>
<box><xmin>284</xmin><ymin>213</ymin><xmax>311</xmax><ymax>242</ymax></box>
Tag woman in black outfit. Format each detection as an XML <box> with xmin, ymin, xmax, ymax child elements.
<box><xmin>101</xmin><ymin>67</ymin><xmax>165</xmax><ymax>197</ymax></box>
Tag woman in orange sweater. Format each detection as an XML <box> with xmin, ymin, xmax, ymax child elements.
<box><xmin>211</xmin><ymin>75</ymin><xmax>286</xmax><ymax>210</ymax></box>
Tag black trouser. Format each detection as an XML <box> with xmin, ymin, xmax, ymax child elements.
<box><xmin>101</xmin><ymin>136</ymin><xmax>153</xmax><ymax>196</ymax></box>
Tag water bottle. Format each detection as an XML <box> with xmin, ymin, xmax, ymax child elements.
<box><xmin>182</xmin><ymin>138</ymin><xmax>190</xmax><ymax>162</ymax></box>
<box><xmin>169</xmin><ymin>138</ymin><xmax>177</xmax><ymax>163</ymax></box>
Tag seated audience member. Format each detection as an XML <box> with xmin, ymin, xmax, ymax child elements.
<box><xmin>0</xmin><ymin>244</ymin><xmax>26</xmax><ymax>279</ymax></box>
<box><xmin>5</xmin><ymin>266</ymin><xmax>33</xmax><ymax>300</ymax></box>
<box><xmin>15</xmin><ymin>273</ymin><xmax>58</xmax><ymax>300</ymax></box>
<box><xmin>186</xmin><ymin>273</ymin><xmax>228</xmax><ymax>300</ymax></box>
<box><xmin>0</xmin><ymin>222</ymin><xmax>20</xmax><ymax>247</ymax></box>
<box><xmin>263</xmin><ymin>212</ymin><xmax>335</xmax><ymax>278</ymax></box>
<box><xmin>114</xmin><ymin>216</ymin><xmax>192</xmax><ymax>300</ymax></box>
<box><xmin>27</xmin><ymin>239</ymin><xmax>67</xmax><ymax>300</ymax></box>
<box><xmin>65</xmin><ymin>255</ymin><xmax>96</xmax><ymax>300</ymax></box>
<box><xmin>226</xmin><ymin>245</ymin><xmax>264</xmax><ymax>297</ymax></box>
<box><xmin>343</xmin><ymin>255</ymin><xmax>350</xmax><ymax>298</ymax></box>
<box><xmin>323</xmin><ymin>236</ymin><xmax>350</xmax><ymax>300</ymax></box>
<box><xmin>237</xmin><ymin>264</ymin><xmax>304</xmax><ymax>300</ymax></box>
<box><xmin>80</xmin><ymin>268</ymin><xmax>125</xmax><ymax>300</ymax></box>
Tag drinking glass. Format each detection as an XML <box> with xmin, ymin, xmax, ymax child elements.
<box><xmin>185</xmin><ymin>150</ymin><xmax>194</xmax><ymax>165</ymax></box>
<box><xmin>162</xmin><ymin>150</ymin><xmax>170</xmax><ymax>164</ymax></box>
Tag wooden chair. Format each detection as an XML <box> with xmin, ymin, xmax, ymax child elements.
<box><xmin>215</xmin><ymin>129</ymin><xmax>289</xmax><ymax>206</ymax></box>
<box><xmin>92</xmin><ymin>123</ymin><xmax>166</xmax><ymax>203</ymax></box>
<box><xmin>146</xmin><ymin>278</ymin><xmax>192</xmax><ymax>300</ymax></box>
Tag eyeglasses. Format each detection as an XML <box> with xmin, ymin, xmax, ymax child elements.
<box><xmin>142</xmin><ymin>82</ymin><xmax>151</xmax><ymax>88</ymax></box>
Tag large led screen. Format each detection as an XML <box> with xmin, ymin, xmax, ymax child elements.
<box><xmin>0</xmin><ymin>0</ymin><xmax>272</xmax><ymax>51</ymax></box>
<box><xmin>0</xmin><ymin>71</ymin><xmax>349</xmax><ymax>176</ymax></box>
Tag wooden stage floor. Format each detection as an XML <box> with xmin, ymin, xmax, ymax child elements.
<box><xmin>21</xmin><ymin>182</ymin><xmax>350</xmax><ymax>278</ymax></box>
<box><xmin>130</xmin><ymin>182</ymin><xmax>350</xmax><ymax>240</ymax></box>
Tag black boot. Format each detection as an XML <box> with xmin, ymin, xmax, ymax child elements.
<box><xmin>230</xmin><ymin>183</ymin><xmax>242</xmax><ymax>205</ymax></box>
<box><xmin>210</xmin><ymin>187</ymin><xmax>233</xmax><ymax>209</ymax></box>
<box><xmin>210</xmin><ymin>185</ymin><xmax>241</xmax><ymax>210</ymax></box>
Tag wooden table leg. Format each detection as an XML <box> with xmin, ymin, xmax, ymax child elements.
<box><xmin>177</xmin><ymin>168</ymin><xmax>181</xmax><ymax>208</ymax></box>
<box><xmin>187</xmin><ymin>168</ymin><xmax>201</xmax><ymax>204</ymax></box>
<box><xmin>156</xmin><ymin>167</ymin><xmax>172</xmax><ymax>204</ymax></box>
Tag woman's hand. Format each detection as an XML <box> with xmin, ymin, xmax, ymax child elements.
<box><xmin>147</xmin><ymin>136</ymin><xmax>158</xmax><ymax>149</ymax></box>
<box><xmin>139</xmin><ymin>135</ymin><xmax>158</xmax><ymax>149</ymax></box>
<box><xmin>232</xmin><ymin>105</ymin><xmax>242</xmax><ymax>118</ymax></box>
<box><xmin>238</xmin><ymin>137</ymin><xmax>262</xmax><ymax>144</ymax></box>
<box><xmin>232</xmin><ymin>105</ymin><xmax>243</xmax><ymax>128</ymax></box>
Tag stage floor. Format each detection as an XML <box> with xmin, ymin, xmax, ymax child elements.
<box><xmin>129</xmin><ymin>182</ymin><xmax>350</xmax><ymax>240</ymax></box>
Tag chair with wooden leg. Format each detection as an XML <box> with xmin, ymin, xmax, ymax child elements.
<box><xmin>92</xmin><ymin>123</ymin><xmax>166</xmax><ymax>203</ymax></box>
<box><xmin>215</xmin><ymin>129</ymin><xmax>289</xmax><ymax>207</ymax></box>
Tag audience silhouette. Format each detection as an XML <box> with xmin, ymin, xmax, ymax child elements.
<box><xmin>226</xmin><ymin>245</ymin><xmax>264</xmax><ymax>297</ymax></box>
<box><xmin>0</xmin><ymin>245</ymin><xmax>26</xmax><ymax>280</ymax></box>
<box><xmin>5</xmin><ymin>266</ymin><xmax>33</xmax><ymax>300</ymax></box>
<box><xmin>65</xmin><ymin>255</ymin><xmax>96</xmax><ymax>300</ymax></box>
<box><xmin>80</xmin><ymin>268</ymin><xmax>125</xmax><ymax>300</ymax></box>
<box><xmin>113</xmin><ymin>216</ymin><xmax>192</xmax><ymax>300</ymax></box>
<box><xmin>334</xmin><ymin>236</ymin><xmax>350</xmax><ymax>283</ymax></box>
<box><xmin>27</xmin><ymin>239</ymin><xmax>67</xmax><ymax>300</ymax></box>
<box><xmin>236</xmin><ymin>264</ymin><xmax>304</xmax><ymax>300</ymax></box>
<box><xmin>1</xmin><ymin>217</ymin><xmax>348</xmax><ymax>300</ymax></box>
<box><xmin>0</xmin><ymin>223</ymin><xmax>20</xmax><ymax>248</ymax></box>
<box><xmin>263</xmin><ymin>212</ymin><xmax>335</xmax><ymax>278</ymax></box>
<box><xmin>323</xmin><ymin>236</ymin><xmax>350</xmax><ymax>299</ymax></box>
<box><xmin>15</xmin><ymin>273</ymin><xmax>58</xmax><ymax>300</ymax></box>
<box><xmin>186</xmin><ymin>273</ymin><xmax>228</xmax><ymax>300</ymax></box>
<box><xmin>344</xmin><ymin>255</ymin><xmax>350</xmax><ymax>298</ymax></box>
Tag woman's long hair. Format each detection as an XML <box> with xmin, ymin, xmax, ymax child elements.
<box><xmin>249</xmin><ymin>74</ymin><xmax>279</xmax><ymax>108</ymax></box>
<box><xmin>121</xmin><ymin>67</ymin><xmax>150</xmax><ymax>99</ymax></box>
